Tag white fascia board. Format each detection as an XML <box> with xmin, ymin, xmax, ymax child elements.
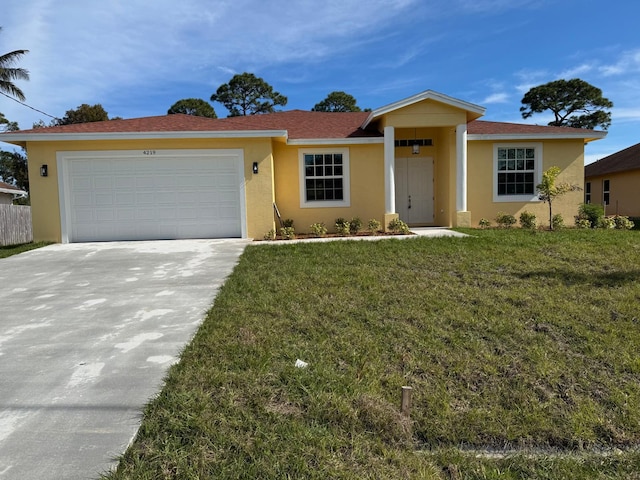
<box><xmin>362</xmin><ymin>90</ymin><xmax>486</xmax><ymax>129</ymax></box>
<box><xmin>287</xmin><ymin>137</ymin><xmax>384</xmax><ymax>146</ymax></box>
<box><xmin>468</xmin><ymin>132</ymin><xmax>608</xmax><ymax>141</ymax></box>
<box><xmin>0</xmin><ymin>187</ymin><xmax>26</xmax><ymax>195</ymax></box>
<box><xmin>0</xmin><ymin>130</ymin><xmax>288</xmax><ymax>142</ymax></box>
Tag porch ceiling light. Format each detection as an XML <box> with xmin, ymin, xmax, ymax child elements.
<box><xmin>412</xmin><ymin>143</ymin><xmax>420</xmax><ymax>155</ymax></box>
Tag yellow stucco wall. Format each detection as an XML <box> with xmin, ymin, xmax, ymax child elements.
<box><xmin>468</xmin><ymin>139</ymin><xmax>585</xmax><ymax>227</ymax></box>
<box><xmin>586</xmin><ymin>170</ymin><xmax>640</xmax><ymax>217</ymax></box>
<box><xmin>25</xmin><ymin>138</ymin><xmax>275</xmax><ymax>242</ymax></box>
<box><xmin>380</xmin><ymin>100</ymin><xmax>467</xmax><ymax>129</ymax></box>
<box><xmin>272</xmin><ymin>142</ymin><xmax>385</xmax><ymax>234</ymax></box>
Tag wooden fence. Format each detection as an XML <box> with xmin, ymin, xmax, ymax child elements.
<box><xmin>0</xmin><ymin>204</ymin><xmax>33</xmax><ymax>246</ymax></box>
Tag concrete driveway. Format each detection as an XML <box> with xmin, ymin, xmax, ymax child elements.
<box><xmin>0</xmin><ymin>239</ymin><xmax>248</xmax><ymax>479</ymax></box>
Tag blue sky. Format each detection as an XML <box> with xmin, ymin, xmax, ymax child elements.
<box><xmin>1</xmin><ymin>0</ymin><xmax>638</xmax><ymax>163</ymax></box>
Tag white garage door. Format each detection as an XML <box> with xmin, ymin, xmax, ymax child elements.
<box><xmin>58</xmin><ymin>149</ymin><xmax>245</xmax><ymax>242</ymax></box>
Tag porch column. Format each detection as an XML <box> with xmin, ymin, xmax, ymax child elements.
<box><xmin>456</xmin><ymin>123</ymin><xmax>468</xmax><ymax>212</ymax></box>
<box><xmin>384</xmin><ymin>126</ymin><xmax>395</xmax><ymax>214</ymax></box>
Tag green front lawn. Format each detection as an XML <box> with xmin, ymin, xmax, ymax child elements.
<box><xmin>104</xmin><ymin>229</ymin><xmax>640</xmax><ymax>479</ymax></box>
<box><xmin>0</xmin><ymin>242</ymin><xmax>49</xmax><ymax>259</ymax></box>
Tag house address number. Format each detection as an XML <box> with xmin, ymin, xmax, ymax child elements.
<box><xmin>143</xmin><ymin>150</ymin><xmax>156</xmax><ymax>155</ymax></box>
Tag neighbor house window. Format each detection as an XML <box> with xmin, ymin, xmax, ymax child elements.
<box><xmin>585</xmin><ymin>182</ymin><xmax>591</xmax><ymax>204</ymax></box>
<box><xmin>299</xmin><ymin>148</ymin><xmax>350</xmax><ymax>208</ymax></box>
<box><xmin>493</xmin><ymin>143</ymin><xmax>542</xmax><ymax>202</ymax></box>
<box><xmin>603</xmin><ymin>179</ymin><xmax>610</xmax><ymax>205</ymax></box>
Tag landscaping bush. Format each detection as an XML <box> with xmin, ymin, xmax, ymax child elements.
<box><xmin>598</xmin><ymin>216</ymin><xmax>616</xmax><ymax>229</ymax></box>
<box><xmin>388</xmin><ymin>218</ymin><xmax>410</xmax><ymax>234</ymax></box>
<box><xmin>578</xmin><ymin>203</ymin><xmax>603</xmax><ymax>228</ymax></box>
<box><xmin>552</xmin><ymin>213</ymin><xmax>564</xmax><ymax>230</ymax></box>
<box><xmin>519</xmin><ymin>211</ymin><xmax>537</xmax><ymax>230</ymax></box>
<box><xmin>280</xmin><ymin>226</ymin><xmax>295</xmax><ymax>239</ymax></box>
<box><xmin>263</xmin><ymin>229</ymin><xmax>276</xmax><ymax>240</ymax></box>
<box><xmin>495</xmin><ymin>212</ymin><xmax>516</xmax><ymax>228</ymax></box>
<box><xmin>367</xmin><ymin>218</ymin><xmax>381</xmax><ymax>235</ymax></box>
<box><xmin>349</xmin><ymin>217</ymin><xmax>362</xmax><ymax>235</ymax></box>
<box><xmin>478</xmin><ymin>218</ymin><xmax>491</xmax><ymax>229</ymax></box>
<box><xmin>309</xmin><ymin>223</ymin><xmax>327</xmax><ymax>237</ymax></box>
<box><xmin>613</xmin><ymin>215</ymin><xmax>635</xmax><ymax>230</ymax></box>
<box><xmin>282</xmin><ymin>218</ymin><xmax>294</xmax><ymax>228</ymax></box>
<box><xmin>575</xmin><ymin>218</ymin><xmax>591</xmax><ymax>229</ymax></box>
<box><xmin>335</xmin><ymin>218</ymin><xmax>350</xmax><ymax>236</ymax></box>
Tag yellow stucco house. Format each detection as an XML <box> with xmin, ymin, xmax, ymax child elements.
<box><xmin>585</xmin><ymin>142</ymin><xmax>640</xmax><ymax>217</ymax></box>
<box><xmin>0</xmin><ymin>90</ymin><xmax>606</xmax><ymax>243</ymax></box>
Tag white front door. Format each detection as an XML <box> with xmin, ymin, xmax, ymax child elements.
<box><xmin>395</xmin><ymin>157</ymin><xmax>434</xmax><ymax>225</ymax></box>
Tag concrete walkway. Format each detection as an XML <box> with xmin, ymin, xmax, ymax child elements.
<box><xmin>0</xmin><ymin>239</ymin><xmax>248</xmax><ymax>480</ymax></box>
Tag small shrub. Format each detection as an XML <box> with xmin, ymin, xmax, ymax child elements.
<box><xmin>280</xmin><ymin>226</ymin><xmax>295</xmax><ymax>239</ymax></box>
<box><xmin>496</xmin><ymin>212</ymin><xmax>517</xmax><ymax>228</ymax></box>
<box><xmin>367</xmin><ymin>218</ymin><xmax>381</xmax><ymax>235</ymax></box>
<box><xmin>478</xmin><ymin>218</ymin><xmax>491</xmax><ymax>229</ymax></box>
<box><xmin>613</xmin><ymin>215</ymin><xmax>635</xmax><ymax>230</ymax></box>
<box><xmin>282</xmin><ymin>218</ymin><xmax>294</xmax><ymax>228</ymax></box>
<box><xmin>335</xmin><ymin>218</ymin><xmax>350</xmax><ymax>236</ymax></box>
<box><xmin>349</xmin><ymin>217</ymin><xmax>362</xmax><ymax>235</ymax></box>
<box><xmin>519</xmin><ymin>211</ymin><xmax>537</xmax><ymax>230</ymax></box>
<box><xmin>598</xmin><ymin>216</ymin><xmax>615</xmax><ymax>229</ymax></box>
<box><xmin>578</xmin><ymin>203</ymin><xmax>603</xmax><ymax>228</ymax></box>
<box><xmin>629</xmin><ymin>217</ymin><xmax>640</xmax><ymax>230</ymax></box>
<box><xmin>388</xmin><ymin>218</ymin><xmax>410</xmax><ymax>234</ymax></box>
<box><xmin>575</xmin><ymin>218</ymin><xmax>591</xmax><ymax>229</ymax></box>
<box><xmin>309</xmin><ymin>222</ymin><xmax>327</xmax><ymax>237</ymax></box>
<box><xmin>263</xmin><ymin>229</ymin><xmax>276</xmax><ymax>241</ymax></box>
<box><xmin>552</xmin><ymin>213</ymin><xmax>564</xmax><ymax>230</ymax></box>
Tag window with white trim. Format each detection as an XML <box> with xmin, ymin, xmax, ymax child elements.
<box><xmin>493</xmin><ymin>143</ymin><xmax>542</xmax><ymax>202</ymax></box>
<box><xmin>585</xmin><ymin>182</ymin><xmax>591</xmax><ymax>204</ymax></box>
<box><xmin>299</xmin><ymin>148</ymin><xmax>350</xmax><ymax>208</ymax></box>
<box><xmin>603</xmin><ymin>179</ymin><xmax>610</xmax><ymax>205</ymax></box>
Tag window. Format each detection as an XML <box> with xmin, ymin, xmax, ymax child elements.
<box><xmin>603</xmin><ymin>179</ymin><xmax>610</xmax><ymax>205</ymax></box>
<box><xmin>493</xmin><ymin>143</ymin><xmax>542</xmax><ymax>202</ymax></box>
<box><xmin>585</xmin><ymin>182</ymin><xmax>591</xmax><ymax>204</ymax></box>
<box><xmin>299</xmin><ymin>148</ymin><xmax>350</xmax><ymax>208</ymax></box>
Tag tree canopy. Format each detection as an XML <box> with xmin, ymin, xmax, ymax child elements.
<box><xmin>0</xmin><ymin>27</ymin><xmax>29</xmax><ymax>101</ymax></box>
<box><xmin>0</xmin><ymin>149</ymin><xmax>28</xmax><ymax>193</ymax></box>
<box><xmin>33</xmin><ymin>103</ymin><xmax>118</xmax><ymax>128</ymax></box>
<box><xmin>168</xmin><ymin>98</ymin><xmax>217</xmax><ymax>118</ymax></box>
<box><xmin>520</xmin><ymin>78</ymin><xmax>613</xmax><ymax>130</ymax></box>
<box><xmin>312</xmin><ymin>91</ymin><xmax>362</xmax><ymax>112</ymax></box>
<box><xmin>211</xmin><ymin>73</ymin><xmax>287</xmax><ymax>117</ymax></box>
<box><xmin>0</xmin><ymin>112</ymin><xmax>18</xmax><ymax>132</ymax></box>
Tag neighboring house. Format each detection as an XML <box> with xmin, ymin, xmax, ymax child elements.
<box><xmin>0</xmin><ymin>90</ymin><xmax>605</xmax><ymax>243</ymax></box>
<box><xmin>0</xmin><ymin>181</ymin><xmax>26</xmax><ymax>205</ymax></box>
<box><xmin>585</xmin><ymin>142</ymin><xmax>640</xmax><ymax>217</ymax></box>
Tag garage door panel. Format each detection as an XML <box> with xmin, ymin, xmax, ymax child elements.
<box><xmin>64</xmin><ymin>151</ymin><xmax>243</xmax><ymax>242</ymax></box>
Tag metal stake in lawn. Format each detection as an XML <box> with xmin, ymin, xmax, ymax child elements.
<box><xmin>401</xmin><ymin>386</ymin><xmax>412</xmax><ymax>416</ymax></box>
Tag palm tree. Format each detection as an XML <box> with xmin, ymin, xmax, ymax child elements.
<box><xmin>0</xmin><ymin>27</ymin><xmax>29</xmax><ymax>101</ymax></box>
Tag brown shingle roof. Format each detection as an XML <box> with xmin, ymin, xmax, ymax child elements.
<box><xmin>0</xmin><ymin>181</ymin><xmax>22</xmax><ymax>192</ymax></box>
<box><xmin>585</xmin><ymin>142</ymin><xmax>640</xmax><ymax>177</ymax></box>
<box><xmin>3</xmin><ymin>112</ymin><xmax>604</xmax><ymax>141</ymax></box>
<box><xmin>10</xmin><ymin>111</ymin><xmax>377</xmax><ymax>140</ymax></box>
<box><xmin>468</xmin><ymin>120</ymin><xmax>602</xmax><ymax>137</ymax></box>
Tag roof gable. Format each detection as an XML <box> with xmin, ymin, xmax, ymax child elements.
<box><xmin>362</xmin><ymin>90</ymin><xmax>486</xmax><ymax>128</ymax></box>
<box><xmin>585</xmin><ymin>142</ymin><xmax>640</xmax><ymax>177</ymax></box>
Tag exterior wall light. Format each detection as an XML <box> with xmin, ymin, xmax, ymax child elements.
<box><xmin>412</xmin><ymin>143</ymin><xmax>420</xmax><ymax>155</ymax></box>
<box><xmin>252</xmin><ymin>162</ymin><xmax>259</xmax><ymax>174</ymax></box>
<box><xmin>40</xmin><ymin>164</ymin><xmax>48</xmax><ymax>177</ymax></box>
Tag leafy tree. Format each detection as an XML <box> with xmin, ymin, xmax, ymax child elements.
<box><xmin>536</xmin><ymin>166</ymin><xmax>580</xmax><ymax>230</ymax></box>
<box><xmin>0</xmin><ymin>27</ymin><xmax>29</xmax><ymax>101</ymax></box>
<box><xmin>0</xmin><ymin>112</ymin><xmax>18</xmax><ymax>132</ymax></box>
<box><xmin>168</xmin><ymin>98</ymin><xmax>217</xmax><ymax>118</ymax></box>
<box><xmin>0</xmin><ymin>149</ymin><xmax>28</xmax><ymax>193</ymax></box>
<box><xmin>520</xmin><ymin>78</ymin><xmax>613</xmax><ymax>130</ymax></box>
<box><xmin>211</xmin><ymin>73</ymin><xmax>287</xmax><ymax>117</ymax></box>
<box><xmin>57</xmin><ymin>103</ymin><xmax>109</xmax><ymax>125</ymax></box>
<box><xmin>312</xmin><ymin>91</ymin><xmax>362</xmax><ymax>112</ymax></box>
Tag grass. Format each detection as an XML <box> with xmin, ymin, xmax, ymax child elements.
<box><xmin>103</xmin><ymin>229</ymin><xmax>640</xmax><ymax>479</ymax></box>
<box><xmin>0</xmin><ymin>241</ymin><xmax>49</xmax><ymax>258</ymax></box>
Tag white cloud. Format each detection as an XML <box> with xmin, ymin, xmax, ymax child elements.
<box><xmin>480</xmin><ymin>92</ymin><xmax>509</xmax><ymax>104</ymax></box>
<box><xmin>599</xmin><ymin>49</ymin><xmax>640</xmax><ymax>76</ymax></box>
<box><xmin>559</xmin><ymin>63</ymin><xmax>594</xmax><ymax>78</ymax></box>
